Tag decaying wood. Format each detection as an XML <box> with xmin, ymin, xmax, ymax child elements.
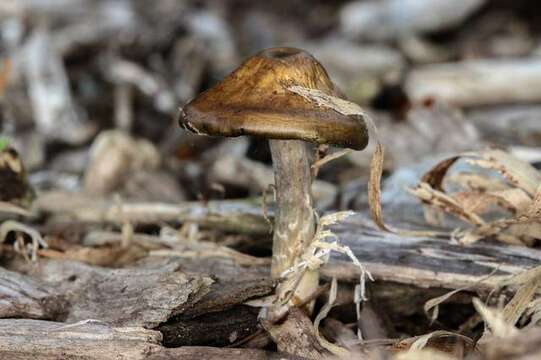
<box><xmin>35</xmin><ymin>191</ymin><xmax>271</xmax><ymax>234</ymax></box>
<box><xmin>263</xmin><ymin>307</ymin><xmax>328</xmax><ymax>359</ymax></box>
<box><xmin>94</xmin><ymin>214</ymin><xmax>541</xmax><ymax>291</ymax></box>
<box><xmin>323</xmin><ymin>213</ymin><xmax>541</xmax><ymax>291</ymax></box>
<box><xmin>97</xmin><ymin>198</ymin><xmax>534</xmax><ymax>294</ymax></box>
<box><xmin>158</xmin><ymin>278</ymin><xmax>273</xmax><ymax>346</ymax></box>
<box><xmin>15</xmin><ymin>259</ymin><xmax>213</xmax><ymax>327</ymax></box>
<box><xmin>6</xmin><ymin>256</ymin><xmax>273</xmax><ymax>346</ymax></box>
<box><xmin>406</xmin><ymin>58</ymin><xmax>541</xmax><ymax>107</ymax></box>
<box><xmin>150</xmin><ymin>347</ymin><xmax>306</xmax><ymax>360</ymax></box>
<box><xmin>0</xmin><ymin>319</ymin><xmax>299</xmax><ymax>360</ymax></box>
<box><xmin>180</xmin><ymin>278</ymin><xmax>274</xmax><ymax>319</ymax></box>
<box><xmin>0</xmin><ymin>267</ymin><xmax>68</xmax><ymax>320</ymax></box>
<box><xmin>31</xmin><ymin>205</ymin><xmax>541</xmax><ymax>293</ymax></box>
<box><xmin>136</xmin><ymin>255</ymin><xmax>270</xmax><ymax>282</ymax></box>
<box><xmin>31</xmin><ymin>208</ymin><xmax>541</xmax><ymax>293</ymax></box>
<box><xmin>0</xmin><ymin>318</ymin><xmax>162</xmax><ymax>360</ymax></box>
<box><xmin>160</xmin><ymin>305</ymin><xmax>259</xmax><ymax>347</ymax></box>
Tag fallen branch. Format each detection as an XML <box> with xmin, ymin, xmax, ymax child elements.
<box><xmin>406</xmin><ymin>58</ymin><xmax>541</xmax><ymax>107</ymax></box>
<box><xmin>35</xmin><ymin>191</ymin><xmax>271</xmax><ymax>234</ymax></box>
<box><xmin>0</xmin><ymin>319</ymin><xmax>301</xmax><ymax>360</ymax></box>
<box><xmin>0</xmin><ymin>267</ymin><xmax>67</xmax><ymax>320</ymax></box>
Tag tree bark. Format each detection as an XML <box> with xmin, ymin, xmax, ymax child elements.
<box><xmin>269</xmin><ymin>139</ymin><xmax>318</xmax><ymax>308</ymax></box>
<box><xmin>0</xmin><ymin>319</ymin><xmax>304</xmax><ymax>360</ymax></box>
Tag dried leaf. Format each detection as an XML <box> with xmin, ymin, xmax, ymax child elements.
<box><xmin>411</xmin><ymin>149</ymin><xmax>541</xmax><ymax>245</ymax></box>
<box><xmin>408</xmin><ymin>182</ymin><xmax>485</xmax><ymax>226</ymax></box>
<box><xmin>369</xmin><ymin>142</ymin><xmax>393</xmax><ymax>232</ymax></box>
<box><xmin>421</xmin><ymin>156</ymin><xmax>460</xmax><ymax>191</ymax></box>
<box><xmin>313</xmin><ymin>278</ymin><xmax>350</xmax><ymax>357</ymax></box>
<box><xmin>503</xmin><ymin>274</ymin><xmax>541</xmax><ymax>326</ymax></box>
<box><xmin>456</xmin><ymin>217</ymin><xmax>526</xmax><ymax>245</ymax></box>
<box><xmin>392</xmin><ymin>330</ymin><xmax>474</xmax><ymax>358</ymax></box>
<box><xmin>464</xmin><ymin>149</ymin><xmax>541</xmax><ymax>196</ymax></box>
<box><xmin>288</xmin><ymin>85</ymin><xmax>369</xmax><ymax>117</ymax></box>
<box><xmin>424</xmin><ymin>288</ymin><xmax>466</xmax><ymax>324</ymax></box>
<box><xmin>409</xmin><ymin>330</ymin><xmax>473</xmax><ymax>352</ymax></box>
<box><xmin>452</xmin><ymin>189</ymin><xmax>531</xmax><ymax>215</ymax></box>
<box><xmin>447</xmin><ymin>172</ymin><xmax>509</xmax><ymax>192</ymax></box>
<box><xmin>457</xmin><ymin>185</ymin><xmax>541</xmax><ymax>245</ymax></box>
<box><xmin>473</xmin><ymin>298</ymin><xmax>518</xmax><ymax>339</ymax></box>
<box><xmin>498</xmin><ymin>265</ymin><xmax>541</xmax><ymax>289</ymax></box>
<box><xmin>488</xmin><ymin>188</ymin><xmax>532</xmax><ymax>213</ymax></box>
<box><xmin>424</xmin><ymin>268</ymin><xmax>502</xmax><ymax>324</ymax></box>
<box><xmin>505</xmin><ymin>222</ymin><xmax>541</xmax><ymax>246</ymax></box>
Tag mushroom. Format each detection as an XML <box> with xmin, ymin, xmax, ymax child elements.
<box><xmin>178</xmin><ymin>47</ymin><xmax>369</xmax><ymax>315</ymax></box>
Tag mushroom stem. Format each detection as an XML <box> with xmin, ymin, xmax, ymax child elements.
<box><xmin>269</xmin><ymin>139</ymin><xmax>318</xmax><ymax>309</ymax></box>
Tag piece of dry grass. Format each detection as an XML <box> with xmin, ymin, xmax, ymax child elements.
<box><xmin>424</xmin><ymin>288</ymin><xmax>468</xmax><ymax>325</ymax></box>
<box><xmin>472</xmin><ymin>265</ymin><xmax>541</xmax><ymax>347</ymax></box>
<box><xmin>390</xmin><ymin>330</ymin><xmax>474</xmax><ymax>359</ymax></box>
<box><xmin>313</xmin><ymin>277</ymin><xmax>351</xmax><ymax>358</ymax></box>
<box><xmin>408</xmin><ymin>148</ymin><xmax>541</xmax><ymax>245</ymax></box>
<box><xmin>473</xmin><ymin>298</ymin><xmax>518</xmax><ymax>340</ymax></box>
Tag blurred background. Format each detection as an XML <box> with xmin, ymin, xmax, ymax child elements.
<box><xmin>1</xmin><ymin>0</ymin><xmax>541</xmax><ymax>210</ymax></box>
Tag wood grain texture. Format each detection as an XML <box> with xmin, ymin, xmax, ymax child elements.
<box><xmin>0</xmin><ymin>319</ymin><xmax>303</xmax><ymax>360</ymax></box>
<box><xmin>158</xmin><ymin>278</ymin><xmax>274</xmax><ymax>347</ymax></box>
<box><xmin>0</xmin><ymin>319</ymin><xmax>162</xmax><ymax>360</ymax></box>
<box><xmin>0</xmin><ymin>267</ymin><xmax>68</xmax><ymax>320</ymax></box>
<box><xmin>323</xmin><ymin>213</ymin><xmax>541</xmax><ymax>290</ymax></box>
<box><xmin>263</xmin><ymin>307</ymin><xmax>327</xmax><ymax>359</ymax></box>
<box><xmin>16</xmin><ymin>259</ymin><xmax>213</xmax><ymax>327</ymax></box>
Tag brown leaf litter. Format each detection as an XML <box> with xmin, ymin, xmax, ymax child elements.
<box><xmin>408</xmin><ymin>148</ymin><xmax>541</xmax><ymax>246</ymax></box>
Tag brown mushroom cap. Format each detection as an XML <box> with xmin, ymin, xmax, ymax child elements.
<box><xmin>178</xmin><ymin>47</ymin><xmax>368</xmax><ymax>150</ymax></box>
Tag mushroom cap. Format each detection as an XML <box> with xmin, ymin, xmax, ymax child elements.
<box><xmin>178</xmin><ymin>47</ymin><xmax>368</xmax><ymax>150</ymax></box>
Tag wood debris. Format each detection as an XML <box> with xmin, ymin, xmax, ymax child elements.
<box><xmin>2</xmin><ymin>1</ymin><xmax>541</xmax><ymax>359</ymax></box>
